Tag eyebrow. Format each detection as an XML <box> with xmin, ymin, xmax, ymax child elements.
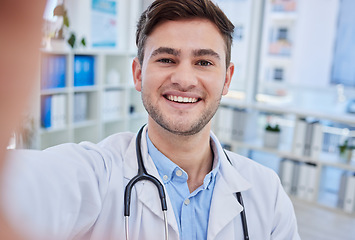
<box><xmin>150</xmin><ymin>47</ymin><xmax>221</xmax><ymax>60</ymax></box>
<box><xmin>150</xmin><ymin>47</ymin><xmax>181</xmax><ymax>58</ymax></box>
<box><xmin>193</xmin><ymin>49</ymin><xmax>221</xmax><ymax>60</ymax></box>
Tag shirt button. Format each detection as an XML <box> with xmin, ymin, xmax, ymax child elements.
<box><xmin>184</xmin><ymin>198</ymin><xmax>190</xmax><ymax>205</ymax></box>
<box><xmin>163</xmin><ymin>175</ymin><xmax>168</xmax><ymax>181</ymax></box>
<box><xmin>176</xmin><ymin>170</ymin><xmax>183</xmax><ymax>177</ymax></box>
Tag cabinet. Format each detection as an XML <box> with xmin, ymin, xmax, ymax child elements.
<box><xmin>36</xmin><ymin>49</ymin><xmax>147</xmax><ymax>150</ymax></box>
<box><xmin>213</xmin><ymin>96</ymin><xmax>355</xmax><ymax>214</ymax></box>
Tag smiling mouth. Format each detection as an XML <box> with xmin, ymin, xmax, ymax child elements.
<box><xmin>164</xmin><ymin>95</ymin><xmax>200</xmax><ymax>103</ymax></box>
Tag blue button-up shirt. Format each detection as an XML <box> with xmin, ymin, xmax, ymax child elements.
<box><xmin>147</xmin><ymin>133</ymin><xmax>221</xmax><ymax>240</ymax></box>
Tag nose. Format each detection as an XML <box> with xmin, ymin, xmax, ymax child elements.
<box><xmin>170</xmin><ymin>61</ymin><xmax>198</xmax><ymax>90</ymax></box>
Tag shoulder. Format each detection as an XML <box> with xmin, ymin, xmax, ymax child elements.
<box><xmin>95</xmin><ymin>131</ymin><xmax>135</xmax><ymax>154</ymax></box>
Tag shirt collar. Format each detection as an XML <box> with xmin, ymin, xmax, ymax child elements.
<box><xmin>146</xmin><ymin>132</ymin><xmax>221</xmax><ymax>189</ymax></box>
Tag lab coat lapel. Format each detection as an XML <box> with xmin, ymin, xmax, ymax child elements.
<box><xmin>207</xmin><ymin>134</ymin><xmax>252</xmax><ymax>239</ymax></box>
<box><xmin>123</xmin><ymin>126</ymin><xmax>179</xmax><ymax>236</ymax></box>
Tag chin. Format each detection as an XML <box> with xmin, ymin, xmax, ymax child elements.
<box><xmin>159</xmin><ymin>118</ymin><xmax>209</xmax><ymax>136</ymax></box>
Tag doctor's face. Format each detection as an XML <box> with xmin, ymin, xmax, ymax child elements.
<box><xmin>132</xmin><ymin>19</ymin><xmax>234</xmax><ymax>136</ymax></box>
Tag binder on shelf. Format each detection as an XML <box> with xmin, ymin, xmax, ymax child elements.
<box><xmin>303</xmin><ymin>120</ymin><xmax>316</xmax><ymax>156</ymax></box>
<box><xmin>216</xmin><ymin>106</ymin><xmax>257</xmax><ymax>142</ymax></box>
<box><xmin>344</xmin><ymin>175</ymin><xmax>355</xmax><ymax>213</ymax></box>
<box><xmin>231</xmin><ymin>108</ymin><xmax>257</xmax><ymax>142</ymax></box>
<box><xmin>279</xmin><ymin>159</ymin><xmax>295</xmax><ymax>194</ymax></box>
<box><xmin>103</xmin><ymin>90</ymin><xmax>122</xmax><ymax>121</ymax></box>
<box><xmin>337</xmin><ymin>171</ymin><xmax>348</xmax><ymax>209</ymax></box>
<box><xmin>296</xmin><ymin>162</ymin><xmax>318</xmax><ymax>201</ymax></box>
<box><xmin>292</xmin><ymin>118</ymin><xmax>307</xmax><ymax>156</ymax></box>
<box><xmin>296</xmin><ymin>163</ymin><xmax>308</xmax><ymax>199</ymax></box>
<box><xmin>231</xmin><ymin>108</ymin><xmax>244</xmax><ymax>141</ymax></box>
<box><xmin>292</xmin><ymin>118</ymin><xmax>324</xmax><ymax>158</ymax></box>
<box><xmin>339</xmin><ymin>173</ymin><xmax>355</xmax><ymax>213</ymax></box>
<box><xmin>41</xmin><ymin>96</ymin><xmax>52</xmax><ymax>128</ymax></box>
<box><xmin>41</xmin><ymin>54</ymin><xmax>66</xmax><ymax>90</ymax></box>
<box><xmin>74</xmin><ymin>93</ymin><xmax>89</xmax><ymax>123</ymax></box>
<box><xmin>310</xmin><ymin>122</ymin><xmax>324</xmax><ymax>159</ymax></box>
<box><xmin>51</xmin><ymin>94</ymin><xmax>66</xmax><ymax>129</ymax></box>
<box><xmin>290</xmin><ymin>161</ymin><xmax>301</xmax><ymax>195</ymax></box>
<box><xmin>40</xmin><ymin>94</ymin><xmax>66</xmax><ymax>129</ymax></box>
<box><xmin>305</xmin><ymin>163</ymin><xmax>318</xmax><ymax>202</ymax></box>
<box><xmin>74</xmin><ymin>55</ymin><xmax>95</xmax><ymax>87</ymax></box>
<box><xmin>51</xmin><ymin>94</ymin><xmax>59</xmax><ymax>128</ymax></box>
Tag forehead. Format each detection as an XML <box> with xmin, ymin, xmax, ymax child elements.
<box><xmin>144</xmin><ymin>18</ymin><xmax>226</xmax><ymax>58</ymax></box>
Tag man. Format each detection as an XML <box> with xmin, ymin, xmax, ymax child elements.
<box><xmin>1</xmin><ymin>0</ymin><xmax>300</xmax><ymax>239</ymax></box>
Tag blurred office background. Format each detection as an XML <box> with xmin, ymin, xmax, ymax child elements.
<box><xmin>8</xmin><ymin>0</ymin><xmax>355</xmax><ymax>239</ymax></box>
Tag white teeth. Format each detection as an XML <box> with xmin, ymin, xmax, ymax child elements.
<box><xmin>166</xmin><ymin>95</ymin><xmax>198</xmax><ymax>103</ymax></box>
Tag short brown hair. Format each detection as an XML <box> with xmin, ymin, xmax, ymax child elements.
<box><xmin>136</xmin><ymin>0</ymin><xmax>234</xmax><ymax>67</ymax></box>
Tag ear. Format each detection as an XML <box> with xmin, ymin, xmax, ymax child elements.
<box><xmin>222</xmin><ymin>62</ymin><xmax>234</xmax><ymax>95</ymax></box>
<box><xmin>132</xmin><ymin>57</ymin><xmax>142</xmax><ymax>92</ymax></box>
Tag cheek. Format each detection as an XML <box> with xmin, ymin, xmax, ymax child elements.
<box><xmin>141</xmin><ymin>70</ymin><xmax>160</xmax><ymax>93</ymax></box>
<box><xmin>203</xmin><ymin>73</ymin><xmax>226</xmax><ymax>94</ymax></box>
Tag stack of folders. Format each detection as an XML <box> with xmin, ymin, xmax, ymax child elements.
<box><xmin>41</xmin><ymin>94</ymin><xmax>66</xmax><ymax>129</ymax></box>
<box><xmin>279</xmin><ymin>159</ymin><xmax>318</xmax><ymax>201</ymax></box>
<box><xmin>338</xmin><ymin>172</ymin><xmax>355</xmax><ymax>213</ymax></box>
<box><xmin>216</xmin><ymin>106</ymin><xmax>258</xmax><ymax>142</ymax></box>
<box><xmin>102</xmin><ymin>90</ymin><xmax>122</xmax><ymax>121</ymax></box>
<box><xmin>41</xmin><ymin>54</ymin><xmax>66</xmax><ymax>89</ymax></box>
<box><xmin>74</xmin><ymin>55</ymin><xmax>95</xmax><ymax>87</ymax></box>
<box><xmin>292</xmin><ymin>118</ymin><xmax>324</xmax><ymax>159</ymax></box>
<box><xmin>74</xmin><ymin>93</ymin><xmax>88</xmax><ymax>123</ymax></box>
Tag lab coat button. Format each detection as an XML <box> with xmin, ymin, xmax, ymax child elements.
<box><xmin>163</xmin><ymin>175</ymin><xmax>168</xmax><ymax>181</ymax></box>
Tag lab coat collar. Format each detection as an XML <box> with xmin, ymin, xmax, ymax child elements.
<box><xmin>211</xmin><ymin>131</ymin><xmax>252</xmax><ymax>193</ymax></box>
<box><xmin>207</xmin><ymin>132</ymin><xmax>252</xmax><ymax>239</ymax></box>
<box><xmin>122</xmin><ymin>125</ymin><xmax>180</xmax><ymax>237</ymax></box>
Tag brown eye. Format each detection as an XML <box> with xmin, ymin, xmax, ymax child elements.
<box><xmin>158</xmin><ymin>58</ymin><xmax>174</xmax><ymax>64</ymax></box>
<box><xmin>197</xmin><ymin>60</ymin><xmax>212</xmax><ymax>66</ymax></box>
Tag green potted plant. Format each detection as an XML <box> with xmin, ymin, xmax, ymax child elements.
<box><xmin>338</xmin><ymin>139</ymin><xmax>355</xmax><ymax>163</ymax></box>
<box><xmin>263</xmin><ymin>123</ymin><xmax>281</xmax><ymax>148</ymax></box>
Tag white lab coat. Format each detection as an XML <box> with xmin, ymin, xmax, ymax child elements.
<box><xmin>1</xmin><ymin>126</ymin><xmax>300</xmax><ymax>240</ymax></box>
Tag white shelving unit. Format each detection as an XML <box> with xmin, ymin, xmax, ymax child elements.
<box><xmin>213</xmin><ymin>95</ymin><xmax>355</xmax><ymax>214</ymax></box>
<box><xmin>36</xmin><ymin>49</ymin><xmax>147</xmax><ymax>150</ymax></box>
<box><xmin>33</xmin><ymin>0</ymin><xmax>147</xmax><ymax>150</ymax></box>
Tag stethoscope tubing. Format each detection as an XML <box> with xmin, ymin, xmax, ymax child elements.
<box><xmin>224</xmin><ymin>151</ymin><xmax>250</xmax><ymax>240</ymax></box>
<box><xmin>124</xmin><ymin>125</ymin><xmax>249</xmax><ymax>240</ymax></box>
<box><xmin>124</xmin><ymin>125</ymin><xmax>168</xmax><ymax>240</ymax></box>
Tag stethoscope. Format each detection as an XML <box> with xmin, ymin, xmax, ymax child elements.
<box><xmin>124</xmin><ymin>125</ymin><xmax>249</xmax><ymax>240</ymax></box>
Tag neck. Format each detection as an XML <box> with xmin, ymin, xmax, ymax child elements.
<box><xmin>147</xmin><ymin>120</ymin><xmax>214</xmax><ymax>192</ymax></box>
